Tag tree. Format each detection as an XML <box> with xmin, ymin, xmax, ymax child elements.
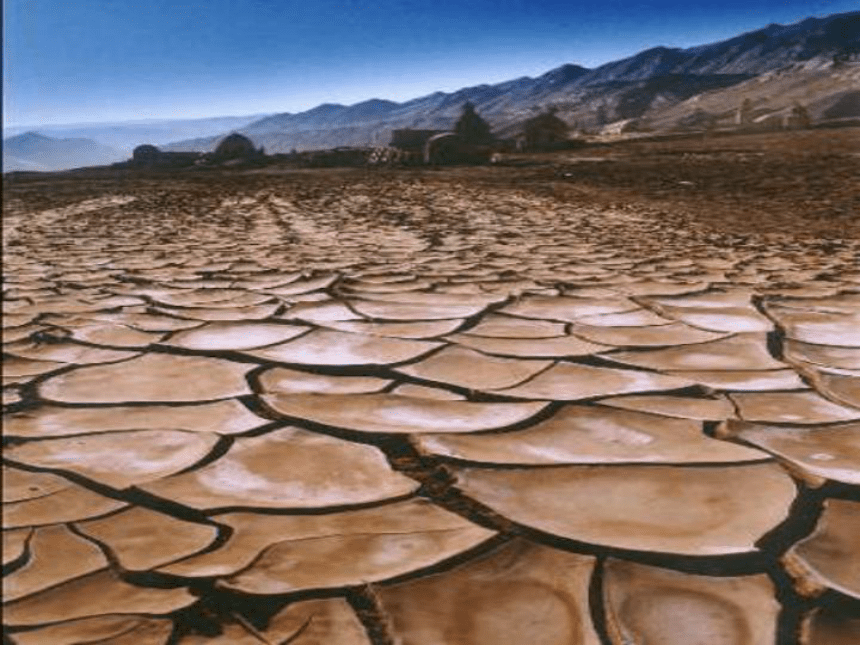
<box><xmin>790</xmin><ymin>103</ymin><xmax>812</xmax><ymax>129</ymax></box>
<box><xmin>454</xmin><ymin>102</ymin><xmax>494</xmax><ymax>144</ymax></box>
<box><xmin>738</xmin><ymin>98</ymin><xmax>754</xmax><ymax>126</ymax></box>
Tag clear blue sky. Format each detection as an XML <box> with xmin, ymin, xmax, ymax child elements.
<box><xmin>4</xmin><ymin>0</ymin><xmax>856</xmax><ymax>127</ymax></box>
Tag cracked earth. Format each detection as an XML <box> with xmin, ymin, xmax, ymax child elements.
<box><xmin>3</xmin><ymin>143</ymin><xmax>860</xmax><ymax>644</ymax></box>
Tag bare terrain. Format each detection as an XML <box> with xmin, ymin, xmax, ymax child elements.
<box><xmin>3</xmin><ymin>128</ymin><xmax>860</xmax><ymax>644</ymax></box>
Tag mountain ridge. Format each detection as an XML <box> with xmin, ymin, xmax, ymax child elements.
<box><xmin>6</xmin><ymin>11</ymin><xmax>858</xmax><ymax>167</ymax></box>
<box><xmin>162</xmin><ymin>10</ymin><xmax>859</xmax><ymax>154</ymax></box>
<box><xmin>2</xmin><ymin>131</ymin><xmax>125</xmax><ymax>172</ymax></box>
<box><xmin>3</xmin><ymin>114</ymin><xmax>273</xmax><ymax>153</ymax></box>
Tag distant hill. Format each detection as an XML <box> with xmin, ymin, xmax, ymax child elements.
<box><xmin>4</xmin><ymin>114</ymin><xmax>271</xmax><ymax>153</ymax></box>
<box><xmin>2</xmin><ymin>132</ymin><xmax>125</xmax><ymax>172</ymax></box>
<box><xmin>165</xmin><ymin>11</ymin><xmax>860</xmax><ymax>153</ymax></box>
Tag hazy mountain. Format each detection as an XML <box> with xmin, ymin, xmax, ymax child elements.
<box><xmin>4</xmin><ymin>114</ymin><xmax>271</xmax><ymax>153</ymax></box>
<box><xmin>2</xmin><ymin>132</ymin><xmax>125</xmax><ymax>172</ymax></box>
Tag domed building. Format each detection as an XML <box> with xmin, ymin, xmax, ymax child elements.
<box><xmin>132</xmin><ymin>144</ymin><xmax>162</xmax><ymax>164</ymax></box>
<box><xmin>213</xmin><ymin>133</ymin><xmax>258</xmax><ymax>159</ymax></box>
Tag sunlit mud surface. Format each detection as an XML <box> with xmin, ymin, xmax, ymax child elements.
<box><xmin>3</xmin><ymin>152</ymin><xmax>860</xmax><ymax>644</ymax></box>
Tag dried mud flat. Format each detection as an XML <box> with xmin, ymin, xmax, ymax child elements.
<box><xmin>3</xmin><ymin>130</ymin><xmax>860</xmax><ymax>644</ymax></box>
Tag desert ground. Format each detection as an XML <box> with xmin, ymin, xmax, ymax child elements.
<box><xmin>2</xmin><ymin>128</ymin><xmax>860</xmax><ymax>644</ymax></box>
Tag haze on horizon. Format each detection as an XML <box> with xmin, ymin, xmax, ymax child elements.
<box><xmin>4</xmin><ymin>0</ymin><xmax>857</xmax><ymax>129</ymax></box>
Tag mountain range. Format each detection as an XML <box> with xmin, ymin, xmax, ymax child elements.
<box><xmin>165</xmin><ymin>11</ymin><xmax>859</xmax><ymax>154</ymax></box>
<box><xmin>2</xmin><ymin>132</ymin><xmax>125</xmax><ymax>172</ymax></box>
<box><xmin>3</xmin><ymin>114</ymin><xmax>271</xmax><ymax>153</ymax></box>
<box><xmin>5</xmin><ymin>11</ymin><xmax>859</xmax><ymax>171</ymax></box>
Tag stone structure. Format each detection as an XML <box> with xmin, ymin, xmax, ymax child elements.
<box><xmin>128</xmin><ymin>145</ymin><xmax>202</xmax><ymax>168</ymax></box>
<box><xmin>390</xmin><ymin>130</ymin><xmax>445</xmax><ymax>153</ymax></box>
<box><xmin>788</xmin><ymin>103</ymin><xmax>812</xmax><ymax>129</ymax></box>
<box><xmin>736</xmin><ymin>99</ymin><xmax>755</xmax><ymax>126</ymax></box>
<box><xmin>132</xmin><ymin>144</ymin><xmax>162</xmax><ymax>164</ymax></box>
<box><xmin>518</xmin><ymin>108</ymin><xmax>570</xmax><ymax>151</ymax></box>
<box><xmin>213</xmin><ymin>133</ymin><xmax>259</xmax><ymax>160</ymax></box>
<box><xmin>388</xmin><ymin>104</ymin><xmax>498</xmax><ymax>165</ymax></box>
<box><xmin>425</xmin><ymin>133</ymin><xmax>493</xmax><ymax>165</ymax></box>
<box><xmin>368</xmin><ymin>147</ymin><xmax>423</xmax><ymax>166</ymax></box>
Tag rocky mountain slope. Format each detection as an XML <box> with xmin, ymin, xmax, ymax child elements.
<box><xmin>2</xmin><ymin>132</ymin><xmax>125</xmax><ymax>172</ymax></box>
<box><xmin>166</xmin><ymin>11</ymin><xmax>860</xmax><ymax>153</ymax></box>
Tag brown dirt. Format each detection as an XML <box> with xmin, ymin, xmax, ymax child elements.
<box><xmin>3</xmin><ymin>126</ymin><xmax>860</xmax><ymax>645</ymax></box>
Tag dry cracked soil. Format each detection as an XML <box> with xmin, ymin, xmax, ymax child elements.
<box><xmin>2</xmin><ymin>129</ymin><xmax>860</xmax><ymax>644</ymax></box>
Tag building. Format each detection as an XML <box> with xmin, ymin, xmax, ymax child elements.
<box><xmin>736</xmin><ymin>99</ymin><xmax>755</xmax><ymax>126</ymax></box>
<box><xmin>213</xmin><ymin>133</ymin><xmax>260</xmax><ymax>159</ymax></box>
<box><xmin>518</xmin><ymin>109</ymin><xmax>570</xmax><ymax>151</ymax></box>
<box><xmin>128</xmin><ymin>144</ymin><xmax>203</xmax><ymax>168</ymax></box>
<box><xmin>132</xmin><ymin>144</ymin><xmax>161</xmax><ymax>164</ymax></box>
<box><xmin>424</xmin><ymin>133</ymin><xmax>493</xmax><ymax>165</ymax></box>
<box><xmin>389</xmin><ymin>129</ymin><xmax>445</xmax><ymax>153</ymax></box>
<box><xmin>391</xmin><ymin>104</ymin><xmax>497</xmax><ymax>165</ymax></box>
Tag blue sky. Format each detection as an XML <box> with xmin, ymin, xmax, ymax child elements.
<box><xmin>4</xmin><ymin>0</ymin><xmax>857</xmax><ymax>127</ymax></box>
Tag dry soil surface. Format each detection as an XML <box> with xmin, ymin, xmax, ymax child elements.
<box><xmin>2</xmin><ymin>129</ymin><xmax>860</xmax><ymax>644</ymax></box>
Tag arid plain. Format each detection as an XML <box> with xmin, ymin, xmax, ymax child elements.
<box><xmin>3</xmin><ymin>128</ymin><xmax>860</xmax><ymax>644</ymax></box>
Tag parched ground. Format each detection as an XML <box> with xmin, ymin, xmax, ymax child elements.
<box><xmin>3</xmin><ymin>128</ymin><xmax>860</xmax><ymax>644</ymax></box>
